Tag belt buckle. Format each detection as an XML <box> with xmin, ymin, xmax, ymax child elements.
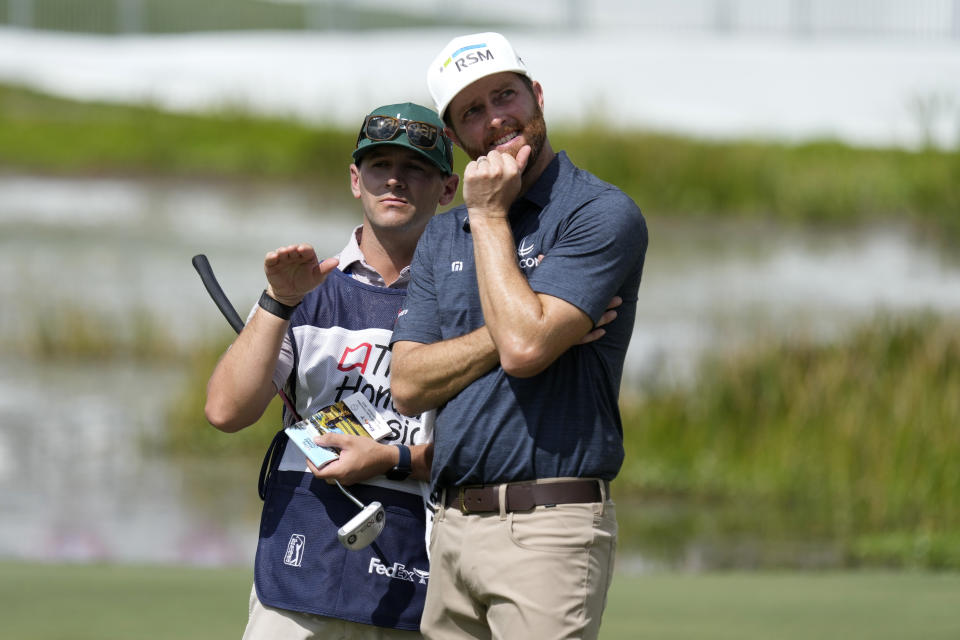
<box><xmin>458</xmin><ymin>486</ymin><xmax>471</xmax><ymax>514</ymax></box>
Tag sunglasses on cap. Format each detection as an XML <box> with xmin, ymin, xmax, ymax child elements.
<box><xmin>356</xmin><ymin>115</ymin><xmax>443</xmax><ymax>151</ymax></box>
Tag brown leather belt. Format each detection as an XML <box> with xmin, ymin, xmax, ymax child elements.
<box><xmin>443</xmin><ymin>479</ymin><xmax>605</xmax><ymax>514</ymax></box>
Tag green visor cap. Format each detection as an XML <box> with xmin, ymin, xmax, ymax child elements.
<box><xmin>352</xmin><ymin>102</ymin><xmax>454</xmax><ymax>175</ymax></box>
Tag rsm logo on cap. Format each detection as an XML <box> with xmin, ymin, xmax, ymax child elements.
<box><xmin>428</xmin><ymin>32</ymin><xmax>530</xmax><ymax>117</ymax></box>
<box><xmin>441</xmin><ymin>43</ymin><xmax>493</xmax><ymax>73</ymax></box>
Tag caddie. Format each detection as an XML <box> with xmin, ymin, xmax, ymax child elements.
<box><xmin>205</xmin><ymin>102</ymin><xmax>458</xmax><ymax>639</ymax></box>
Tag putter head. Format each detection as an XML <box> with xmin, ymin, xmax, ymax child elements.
<box><xmin>337</xmin><ymin>501</ymin><xmax>385</xmax><ymax>551</ymax></box>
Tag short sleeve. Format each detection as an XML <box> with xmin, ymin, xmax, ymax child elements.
<box><xmin>391</xmin><ymin>218</ymin><xmax>443</xmax><ymax>346</ymax></box>
<box><xmin>528</xmin><ymin>191</ymin><xmax>647</xmax><ymax>322</ymax></box>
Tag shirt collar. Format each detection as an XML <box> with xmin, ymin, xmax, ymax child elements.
<box><xmin>336</xmin><ymin>225</ymin><xmax>366</xmax><ymax>271</ymax></box>
<box><xmin>336</xmin><ymin>225</ymin><xmax>410</xmax><ymax>289</ymax></box>
<box><xmin>519</xmin><ymin>150</ymin><xmax>564</xmax><ymax>210</ymax></box>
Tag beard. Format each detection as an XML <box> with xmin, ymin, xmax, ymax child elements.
<box><xmin>461</xmin><ymin>104</ymin><xmax>548</xmax><ymax>173</ymax></box>
<box><xmin>520</xmin><ymin>106</ymin><xmax>548</xmax><ymax>172</ymax></box>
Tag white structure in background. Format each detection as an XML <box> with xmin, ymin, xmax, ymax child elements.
<box><xmin>2</xmin><ymin>0</ymin><xmax>960</xmax><ymax>40</ymax></box>
<box><xmin>0</xmin><ymin>1</ymin><xmax>958</xmax><ymax>149</ymax></box>
<box><xmin>442</xmin><ymin>0</ymin><xmax>960</xmax><ymax>39</ymax></box>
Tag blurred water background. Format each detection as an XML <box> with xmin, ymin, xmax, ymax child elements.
<box><xmin>1</xmin><ymin>0</ymin><xmax>959</xmax><ymax>571</ymax></box>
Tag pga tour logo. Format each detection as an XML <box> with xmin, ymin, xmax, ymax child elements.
<box><xmin>283</xmin><ymin>534</ymin><xmax>306</xmax><ymax>567</ymax></box>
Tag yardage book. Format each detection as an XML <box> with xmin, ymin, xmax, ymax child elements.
<box><xmin>284</xmin><ymin>392</ymin><xmax>393</xmax><ymax>469</ymax></box>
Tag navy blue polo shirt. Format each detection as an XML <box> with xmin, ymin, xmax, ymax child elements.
<box><xmin>392</xmin><ymin>151</ymin><xmax>648</xmax><ymax>490</ymax></box>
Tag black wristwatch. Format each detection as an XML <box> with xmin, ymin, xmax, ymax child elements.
<box><xmin>385</xmin><ymin>444</ymin><xmax>412</xmax><ymax>481</ymax></box>
<box><xmin>258</xmin><ymin>289</ymin><xmax>299</xmax><ymax>321</ymax></box>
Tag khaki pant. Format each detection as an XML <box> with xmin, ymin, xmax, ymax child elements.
<box><xmin>242</xmin><ymin>585</ymin><xmax>423</xmax><ymax>640</ymax></box>
<box><xmin>421</xmin><ymin>484</ymin><xmax>617</xmax><ymax>639</ymax></box>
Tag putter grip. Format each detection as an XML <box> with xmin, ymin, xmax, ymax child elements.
<box><xmin>192</xmin><ymin>254</ymin><xmax>245</xmax><ymax>335</ymax></box>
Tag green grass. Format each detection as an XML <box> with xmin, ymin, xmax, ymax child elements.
<box><xmin>0</xmin><ymin>83</ymin><xmax>354</xmax><ymax>179</ymax></box>
<box><xmin>0</xmin><ymin>561</ymin><xmax>252</xmax><ymax>640</ymax></box>
<box><xmin>2</xmin><ymin>83</ymin><xmax>958</xmax><ymax>240</ymax></box>
<box><xmin>604</xmin><ymin>570</ymin><xmax>960</xmax><ymax>640</ymax></box>
<box><xmin>553</xmin><ymin>127</ymin><xmax>960</xmax><ymax>238</ymax></box>
<box><xmin>2</xmin><ymin>561</ymin><xmax>957</xmax><ymax>639</ymax></box>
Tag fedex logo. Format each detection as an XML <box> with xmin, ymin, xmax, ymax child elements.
<box><xmin>441</xmin><ymin>43</ymin><xmax>494</xmax><ymax>72</ymax></box>
<box><xmin>368</xmin><ymin>557</ymin><xmax>429</xmax><ymax>584</ymax></box>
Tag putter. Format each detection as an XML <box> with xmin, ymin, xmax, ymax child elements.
<box><xmin>337</xmin><ymin>489</ymin><xmax>386</xmax><ymax>551</ymax></box>
<box><xmin>192</xmin><ymin>253</ymin><xmax>385</xmax><ymax>550</ymax></box>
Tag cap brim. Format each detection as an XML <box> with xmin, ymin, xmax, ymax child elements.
<box><xmin>352</xmin><ymin>139</ymin><xmax>449</xmax><ymax>174</ymax></box>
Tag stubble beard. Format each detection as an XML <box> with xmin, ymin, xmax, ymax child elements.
<box><xmin>463</xmin><ymin>105</ymin><xmax>548</xmax><ymax>172</ymax></box>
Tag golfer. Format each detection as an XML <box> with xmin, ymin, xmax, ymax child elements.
<box><xmin>390</xmin><ymin>33</ymin><xmax>648</xmax><ymax>639</ymax></box>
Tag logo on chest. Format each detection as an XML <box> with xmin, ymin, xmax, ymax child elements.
<box><xmin>517</xmin><ymin>236</ymin><xmax>541</xmax><ymax>269</ymax></box>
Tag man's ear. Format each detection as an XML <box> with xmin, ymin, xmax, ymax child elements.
<box><xmin>532</xmin><ymin>80</ymin><xmax>545</xmax><ymax>111</ymax></box>
<box><xmin>439</xmin><ymin>173</ymin><xmax>460</xmax><ymax>206</ymax></box>
<box><xmin>349</xmin><ymin>163</ymin><xmax>362</xmax><ymax>199</ymax></box>
<box><xmin>443</xmin><ymin>126</ymin><xmax>462</xmax><ymax>150</ymax></box>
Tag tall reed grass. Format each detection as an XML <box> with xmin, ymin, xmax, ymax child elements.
<box><xmin>12</xmin><ymin>295</ymin><xmax>956</xmax><ymax>565</ymax></box>
<box><xmin>161</xmin><ymin>312</ymin><xmax>960</xmax><ymax>566</ymax></box>
<box><xmin>620</xmin><ymin>312</ymin><xmax>960</xmax><ymax>567</ymax></box>
<box><xmin>552</xmin><ymin>127</ymin><xmax>960</xmax><ymax>240</ymax></box>
<box><xmin>162</xmin><ymin>336</ymin><xmax>283</xmax><ymax>458</ymax></box>
<box><xmin>9</xmin><ymin>302</ymin><xmax>182</xmax><ymax>361</ymax></box>
<box><xmin>0</xmin><ymin>83</ymin><xmax>351</xmax><ymax>178</ymax></box>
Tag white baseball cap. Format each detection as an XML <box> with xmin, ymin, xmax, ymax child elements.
<box><xmin>427</xmin><ymin>32</ymin><xmax>530</xmax><ymax>119</ymax></box>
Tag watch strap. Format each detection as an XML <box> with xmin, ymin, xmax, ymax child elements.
<box><xmin>258</xmin><ymin>289</ymin><xmax>299</xmax><ymax>321</ymax></box>
<box><xmin>386</xmin><ymin>443</ymin><xmax>412</xmax><ymax>481</ymax></box>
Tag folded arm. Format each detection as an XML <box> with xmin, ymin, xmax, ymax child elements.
<box><xmin>470</xmin><ymin>215</ymin><xmax>595</xmax><ymax>377</ymax></box>
<box><xmin>463</xmin><ymin>148</ymin><xmax>597</xmax><ymax>378</ymax></box>
<box><xmin>391</xmin><ymin>297</ymin><xmax>620</xmax><ymax>416</ymax></box>
<box><xmin>390</xmin><ymin>328</ymin><xmax>500</xmax><ymax>417</ymax></box>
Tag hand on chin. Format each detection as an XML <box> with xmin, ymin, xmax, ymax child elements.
<box><xmin>489</xmin><ymin>135</ymin><xmax>524</xmax><ymax>159</ymax></box>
